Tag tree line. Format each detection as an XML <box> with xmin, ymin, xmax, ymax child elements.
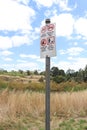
<box><xmin>50</xmin><ymin>65</ymin><xmax>87</xmax><ymax>83</ymax></box>
<box><xmin>0</xmin><ymin>65</ymin><xmax>87</xmax><ymax>83</ymax></box>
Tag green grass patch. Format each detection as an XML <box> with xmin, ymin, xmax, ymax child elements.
<box><xmin>0</xmin><ymin>79</ymin><xmax>8</xmax><ymax>90</ymax></box>
<box><xmin>0</xmin><ymin>118</ymin><xmax>87</xmax><ymax>130</ymax></box>
<box><xmin>58</xmin><ymin>118</ymin><xmax>87</xmax><ymax>130</ymax></box>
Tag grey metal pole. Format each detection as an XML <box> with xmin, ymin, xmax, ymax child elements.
<box><xmin>45</xmin><ymin>19</ymin><xmax>51</xmax><ymax>130</ymax></box>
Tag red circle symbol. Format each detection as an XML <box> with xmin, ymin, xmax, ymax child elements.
<box><xmin>47</xmin><ymin>24</ymin><xmax>54</xmax><ymax>31</ymax></box>
<box><xmin>41</xmin><ymin>39</ymin><xmax>47</xmax><ymax>46</ymax></box>
<box><xmin>41</xmin><ymin>26</ymin><xmax>46</xmax><ymax>33</ymax></box>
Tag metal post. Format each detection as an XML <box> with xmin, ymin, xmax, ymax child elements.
<box><xmin>45</xmin><ymin>56</ymin><xmax>50</xmax><ymax>130</ymax></box>
<box><xmin>45</xmin><ymin>19</ymin><xmax>51</xmax><ymax>130</ymax></box>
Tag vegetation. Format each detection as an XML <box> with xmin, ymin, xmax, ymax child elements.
<box><xmin>0</xmin><ymin>90</ymin><xmax>87</xmax><ymax>129</ymax></box>
<box><xmin>50</xmin><ymin>65</ymin><xmax>87</xmax><ymax>83</ymax></box>
<box><xmin>1</xmin><ymin>64</ymin><xmax>87</xmax><ymax>84</ymax></box>
<box><xmin>58</xmin><ymin>118</ymin><xmax>87</xmax><ymax>130</ymax></box>
<box><xmin>0</xmin><ymin>66</ymin><xmax>87</xmax><ymax>129</ymax></box>
<box><xmin>0</xmin><ymin>75</ymin><xmax>87</xmax><ymax>92</ymax></box>
<box><xmin>0</xmin><ymin>64</ymin><xmax>87</xmax><ymax>92</ymax></box>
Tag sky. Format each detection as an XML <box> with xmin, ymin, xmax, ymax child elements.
<box><xmin>0</xmin><ymin>0</ymin><xmax>87</xmax><ymax>72</ymax></box>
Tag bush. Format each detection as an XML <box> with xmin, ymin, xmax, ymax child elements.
<box><xmin>0</xmin><ymin>79</ymin><xmax>8</xmax><ymax>90</ymax></box>
<box><xmin>53</xmin><ymin>75</ymin><xmax>65</xmax><ymax>83</ymax></box>
<box><xmin>38</xmin><ymin>77</ymin><xmax>44</xmax><ymax>82</ymax></box>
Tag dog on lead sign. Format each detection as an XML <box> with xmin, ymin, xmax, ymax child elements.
<box><xmin>47</xmin><ymin>36</ymin><xmax>55</xmax><ymax>44</ymax></box>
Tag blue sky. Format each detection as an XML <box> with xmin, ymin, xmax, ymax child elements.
<box><xmin>0</xmin><ymin>0</ymin><xmax>87</xmax><ymax>72</ymax></box>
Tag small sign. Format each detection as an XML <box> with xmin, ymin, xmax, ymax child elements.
<box><xmin>40</xmin><ymin>23</ymin><xmax>56</xmax><ymax>58</ymax></box>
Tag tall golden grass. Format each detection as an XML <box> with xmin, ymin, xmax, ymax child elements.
<box><xmin>0</xmin><ymin>89</ymin><xmax>87</xmax><ymax>121</ymax></box>
<box><xmin>51</xmin><ymin>91</ymin><xmax>87</xmax><ymax>117</ymax></box>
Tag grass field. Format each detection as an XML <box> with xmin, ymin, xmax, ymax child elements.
<box><xmin>0</xmin><ymin>89</ymin><xmax>87</xmax><ymax>129</ymax></box>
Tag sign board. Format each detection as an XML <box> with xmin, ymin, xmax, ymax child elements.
<box><xmin>40</xmin><ymin>23</ymin><xmax>56</xmax><ymax>58</ymax></box>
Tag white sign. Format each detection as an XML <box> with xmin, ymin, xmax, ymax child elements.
<box><xmin>40</xmin><ymin>23</ymin><xmax>56</xmax><ymax>58</ymax></box>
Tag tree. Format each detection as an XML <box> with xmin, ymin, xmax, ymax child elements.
<box><xmin>66</xmin><ymin>69</ymin><xmax>75</xmax><ymax>75</ymax></box>
<box><xmin>77</xmin><ymin>69</ymin><xmax>84</xmax><ymax>82</ymax></box>
<box><xmin>66</xmin><ymin>69</ymin><xmax>75</xmax><ymax>81</ymax></box>
<box><xmin>53</xmin><ymin>75</ymin><xmax>65</xmax><ymax>83</ymax></box>
<box><xmin>59</xmin><ymin>69</ymin><xmax>65</xmax><ymax>76</ymax></box>
<box><xmin>40</xmin><ymin>71</ymin><xmax>45</xmax><ymax>75</ymax></box>
<box><xmin>83</xmin><ymin>65</ymin><xmax>87</xmax><ymax>82</ymax></box>
<box><xmin>50</xmin><ymin>67</ymin><xmax>59</xmax><ymax>77</ymax></box>
<box><xmin>84</xmin><ymin>65</ymin><xmax>87</xmax><ymax>77</ymax></box>
<box><xmin>34</xmin><ymin>70</ymin><xmax>38</xmax><ymax>75</ymax></box>
<box><xmin>18</xmin><ymin>69</ymin><xmax>23</xmax><ymax>74</ymax></box>
<box><xmin>0</xmin><ymin>68</ymin><xmax>7</xmax><ymax>74</ymax></box>
<box><xmin>26</xmin><ymin>70</ymin><xmax>31</xmax><ymax>75</ymax></box>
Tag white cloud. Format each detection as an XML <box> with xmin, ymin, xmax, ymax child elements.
<box><xmin>20</xmin><ymin>54</ymin><xmax>45</xmax><ymax>64</ymax></box>
<box><xmin>34</xmin><ymin>0</ymin><xmax>73</xmax><ymax>11</ymax></box>
<box><xmin>0</xmin><ymin>0</ymin><xmax>35</xmax><ymax>31</ymax></box>
<box><xmin>69</xmin><ymin>42</ymin><xmax>78</xmax><ymax>46</ymax></box>
<box><xmin>84</xmin><ymin>42</ymin><xmax>87</xmax><ymax>45</ymax></box>
<box><xmin>59</xmin><ymin>47</ymin><xmax>84</xmax><ymax>56</ymax></box>
<box><xmin>0</xmin><ymin>61</ymin><xmax>39</xmax><ymax>71</ymax></box>
<box><xmin>59</xmin><ymin>50</ymin><xmax>66</xmax><ymax>55</ymax></box>
<box><xmin>0</xmin><ymin>35</ymin><xmax>32</xmax><ymax>50</ymax></box>
<box><xmin>74</xmin><ymin>17</ymin><xmax>87</xmax><ymax>38</ymax></box>
<box><xmin>51</xmin><ymin>13</ymin><xmax>74</xmax><ymax>37</ymax></box>
<box><xmin>73</xmin><ymin>42</ymin><xmax>78</xmax><ymax>46</ymax></box>
<box><xmin>67</xmin><ymin>57</ymin><xmax>73</xmax><ymax>60</ymax></box>
<box><xmin>0</xmin><ymin>0</ymin><xmax>37</xmax><ymax>50</ymax></box>
<box><xmin>1</xmin><ymin>50</ymin><xmax>13</xmax><ymax>56</ymax></box>
<box><xmin>34</xmin><ymin>27</ymin><xmax>40</xmax><ymax>34</ymax></box>
<box><xmin>37</xmin><ymin>58</ymin><xmax>45</xmax><ymax>63</ymax></box>
<box><xmin>12</xmin><ymin>35</ymin><xmax>31</xmax><ymax>47</ymax></box>
<box><xmin>15</xmin><ymin>62</ymin><xmax>39</xmax><ymax>71</ymax></box>
<box><xmin>0</xmin><ymin>50</ymin><xmax>13</xmax><ymax>62</ymax></box>
<box><xmin>67</xmin><ymin>47</ymin><xmax>84</xmax><ymax>56</ymax></box>
<box><xmin>17</xmin><ymin>59</ymin><xmax>28</xmax><ymax>63</ymax></box>
<box><xmin>15</xmin><ymin>0</ymin><xmax>29</xmax><ymax>5</ymax></box>
<box><xmin>0</xmin><ymin>36</ymin><xmax>12</xmax><ymax>50</ymax></box>
<box><xmin>3</xmin><ymin>58</ymin><xmax>13</xmax><ymax>61</ymax></box>
<box><xmin>58</xmin><ymin>0</ymin><xmax>72</xmax><ymax>11</ymax></box>
<box><xmin>52</xmin><ymin>57</ymin><xmax>87</xmax><ymax>72</ymax></box>
<box><xmin>44</xmin><ymin>9</ymin><xmax>57</xmax><ymax>17</ymax></box>
<box><xmin>20</xmin><ymin>54</ymin><xmax>39</xmax><ymax>59</ymax></box>
<box><xmin>33</xmin><ymin>0</ymin><xmax>55</xmax><ymax>7</ymax></box>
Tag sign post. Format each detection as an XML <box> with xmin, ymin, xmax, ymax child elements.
<box><xmin>45</xmin><ymin>19</ymin><xmax>51</xmax><ymax>130</ymax></box>
<box><xmin>45</xmin><ymin>55</ymin><xmax>50</xmax><ymax>130</ymax></box>
<box><xmin>40</xmin><ymin>18</ymin><xmax>56</xmax><ymax>130</ymax></box>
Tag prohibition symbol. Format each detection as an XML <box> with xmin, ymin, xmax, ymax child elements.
<box><xmin>41</xmin><ymin>39</ymin><xmax>47</xmax><ymax>46</ymax></box>
<box><xmin>41</xmin><ymin>26</ymin><xmax>46</xmax><ymax>33</ymax></box>
<box><xmin>47</xmin><ymin>24</ymin><xmax>55</xmax><ymax>31</ymax></box>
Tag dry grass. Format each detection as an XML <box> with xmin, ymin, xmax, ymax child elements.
<box><xmin>0</xmin><ymin>89</ymin><xmax>87</xmax><ymax>119</ymax></box>
<box><xmin>0</xmin><ymin>89</ymin><xmax>87</xmax><ymax>129</ymax></box>
<box><xmin>51</xmin><ymin>91</ymin><xmax>87</xmax><ymax>117</ymax></box>
<box><xmin>0</xmin><ymin>90</ymin><xmax>45</xmax><ymax>120</ymax></box>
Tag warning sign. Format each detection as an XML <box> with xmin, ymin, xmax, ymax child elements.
<box><xmin>47</xmin><ymin>36</ymin><xmax>55</xmax><ymax>45</ymax></box>
<box><xmin>41</xmin><ymin>39</ymin><xmax>47</xmax><ymax>46</ymax></box>
<box><xmin>40</xmin><ymin>23</ymin><xmax>56</xmax><ymax>58</ymax></box>
<box><xmin>41</xmin><ymin>26</ymin><xmax>46</xmax><ymax>33</ymax></box>
<box><xmin>47</xmin><ymin>24</ymin><xmax>55</xmax><ymax>31</ymax></box>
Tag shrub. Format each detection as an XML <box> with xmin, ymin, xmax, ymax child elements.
<box><xmin>0</xmin><ymin>79</ymin><xmax>8</xmax><ymax>90</ymax></box>
<box><xmin>53</xmin><ymin>75</ymin><xmax>65</xmax><ymax>83</ymax></box>
<box><xmin>38</xmin><ymin>76</ymin><xmax>44</xmax><ymax>82</ymax></box>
